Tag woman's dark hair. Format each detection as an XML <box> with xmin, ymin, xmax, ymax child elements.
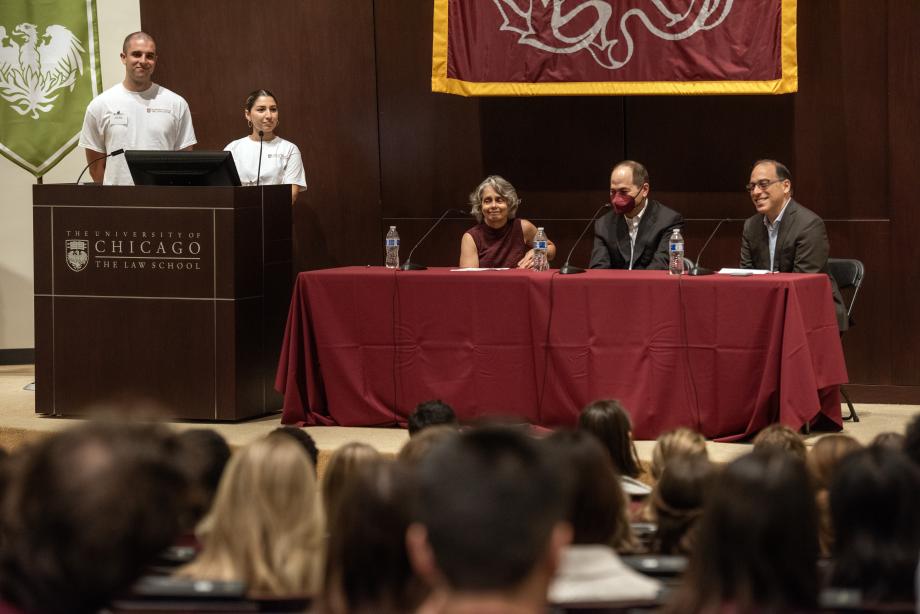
<box><xmin>245</xmin><ymin>88</ymin><xmax>276</xmax><ymax>111</ymax></box>
<box><xmin>669</xmin><ymin>450</ymin><xmax>818</xmax><ymax>614</ymax></box>
<box><xmin>651</xmin><ymin>454</ymin><xmax>714</xmax><ymax>556</ymax></box>
<box><xmin>544</xmin><ymin>430</ymin><xmax>630</xmax><ymax>548</ymax></box>
<box><xmin>828</xmin><ymin>445</ymin><xmax>920</xmax><ymax>603</ymax></box>
<box><xmin>176</xmin><ymin>429</ymin><xmax>231</xmax><ymax>527</ymax></box>
<box><xmin>577</xmin><ymin>399</ymin><xmax>642</xmax><ymax>478</ymax></box>
<box><xmin>323</xmin><ymin>460</ymin><xmax>425</xmax><ymax>614</ymax></box>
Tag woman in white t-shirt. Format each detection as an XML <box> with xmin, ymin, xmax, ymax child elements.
<box><xmin>225</xmin><ymin>89</ymin><xmax>307</xmax><ymax>205</ymax></box>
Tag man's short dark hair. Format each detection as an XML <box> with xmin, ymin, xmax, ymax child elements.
<box><xmin>408</xmin><ymin>400</ymin><xmax>458</xmax><ymax>436</ymax></box>
<box><xmin>271</xmin><ymin>426</ymin><xmax>319</xmax><ymax>473</ymax></box>
<box><xmin>415</xmin><ymin>427</ymin><xmax>566</xmax><ymax>591</ymax></box>
<box><xmin>613</xmin><ymin>160</ymin><xmax>649</xmax><ymax>187</ymax></box>
<box><xmin>122</xmin><ymin>31</ymin><xmax>156</xmax><ymax>54</ymax></box>
<box><xmin>0</xmin><ymin>421</ymin><xmax>188</xmax><ymax>614</ymax></box>
<box><xmin>752</xmin><ymin>159</ymin><xmax>792</xmax><ymax>182</ymax></box>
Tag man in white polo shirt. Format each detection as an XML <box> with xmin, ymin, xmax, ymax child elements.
<box><xmin>79</xmin><ymin>31</ymin><xmax>196</xmax><ymax>185</ymax></box>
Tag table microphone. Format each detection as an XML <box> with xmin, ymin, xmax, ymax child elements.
<box><xmin>559</xmin><ymin>203</ymin><xmax>611</xmax><ymax>275</ymax></box>
<box><xmin>255</xmin><ymin>130</ymin><xmax>264</xmax><ymax>186</ymax></box>
<box><xmin>688</xmin><ymin>217</ymin><xmax>732</xmax><ymax>276</ymax></box>
<box><xmin>400</xmin><ymin>208</ymin><xmax>469</xmax><ymax>271</ymax></box>
<box><xmin>74</xmin><ymin>148</ymin><xmax>124</xmax><ymax>184</ymax></box>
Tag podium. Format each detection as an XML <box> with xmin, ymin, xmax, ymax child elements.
<box><xmin>33</xmin><ymin>184</ymin><xmax>292</xmax><ymax>420</ymax></box>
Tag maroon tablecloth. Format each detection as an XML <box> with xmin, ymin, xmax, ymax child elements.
<box><xmin>275</xmin><ymin>267</ymin><xmax>847</xmax><ymax>440</ymax></box>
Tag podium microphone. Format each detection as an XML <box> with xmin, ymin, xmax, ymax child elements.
<box><xmin>559</xmin><ymin>203</ymin><xmax>611</xmax><ymax>275</ymax></box>
<box><xmin>255</xmin><ymin>130</ymin><xmax>264</xmax><ymax>187</ymax></box>
<box><xmin>688</xmin><ymin>218</ymin><xmax>732</xmax><ymax>276</ymax></box>
<box><xmin>74</xmin><ymin>148</ymin><xmax>124</xmax><ymax>184</ymax></box>
<box><xmin>400</xmin><ymin>208</ymin><xmax>469</xmax><ymax>271</ymax></box>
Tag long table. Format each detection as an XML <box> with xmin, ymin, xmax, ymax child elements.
<box><xmin>275</xmin><ymin>267</ymin><xmax>847</xmax><ymax>440</ymax></box>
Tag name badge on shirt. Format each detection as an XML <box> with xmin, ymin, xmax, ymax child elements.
<box><xmin>109</xmin><ymin>112</ymin><xmax>128</xmax><ymax>126</ymax></box>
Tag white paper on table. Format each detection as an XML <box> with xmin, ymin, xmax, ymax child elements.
<box><xmin>718</xmin><ymin>268</ymin><xmax>772</xmax><ymax>276</ymax></box>
<box><xmin>450</xmin><ymin>267</ymin><xmax>511</xmax><ymax>271</ymax></box>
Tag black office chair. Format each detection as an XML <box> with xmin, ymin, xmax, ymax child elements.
<box><xmin>827</xmin><ymin>258</ymin><xmax>865</xmax><ymax>422</ymax></box>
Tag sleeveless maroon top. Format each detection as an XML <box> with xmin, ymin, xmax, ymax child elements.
<box><xmin>466</xmin><ymin>218</ymin><xmax>528</xmax><ymax>268</ymax></box>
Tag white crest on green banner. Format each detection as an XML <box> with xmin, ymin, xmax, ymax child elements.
<box><xmin>0</xmin><ymin>0</ymin><xmax>100</xmax><ymax>176</ymax></box>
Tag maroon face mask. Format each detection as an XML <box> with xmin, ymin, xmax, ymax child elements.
<box><xmin>610</xmin><ymin>191</ymin><xmax>637</xmax><ymax>215</ymax></box>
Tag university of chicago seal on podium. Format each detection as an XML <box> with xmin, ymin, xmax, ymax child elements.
<box><xmin>65</xmin><ymin>239</ymin><xmax>89</xmax><ymax>272</ymax></box>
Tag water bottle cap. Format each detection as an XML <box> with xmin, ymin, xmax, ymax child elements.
<box><xmin>389</xmin><ymin>226</ymin><xmax>396</xmax><ymax>230</ymax></box>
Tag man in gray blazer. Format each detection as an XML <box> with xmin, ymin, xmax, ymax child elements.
<box><xmin>590</xmin><ymin>160</ymin><xmax>684</xmax><ymax>270</ymax></box>
<box><xmin>741</xmin><ymin>159</ymin><xmax>847</xmax><ymax>330</ymax></box>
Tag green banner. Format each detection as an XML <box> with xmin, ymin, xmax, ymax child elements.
<box><xmin>0</xmin><ymin>0</ymin><xmax>101</xmax><ymax>176</ymax></box>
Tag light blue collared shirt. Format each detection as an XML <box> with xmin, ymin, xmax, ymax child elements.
<box><xmin>764</xmin><ymin>198</ymin><xmax>791</xmax><ymax>271</ymax></box>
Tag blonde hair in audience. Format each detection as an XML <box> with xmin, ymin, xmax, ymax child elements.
<box><xmin>650</xmin><ymin>427</ymin><xmax>707</xmax><ymax>481</ymax></box>
<box><xmin>178</xmin><ymin>436</ymin><xmax>324</xmax><ymax>596</ymax></box>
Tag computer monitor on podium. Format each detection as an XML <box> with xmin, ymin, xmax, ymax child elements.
<box><xmin>125</xmin><ymin>150</ymin><xmax>242</xmax><ymax>186</ymax></box>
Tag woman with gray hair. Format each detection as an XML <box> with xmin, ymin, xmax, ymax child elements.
<box><xmin>459</xmin><ymin>175</ymin><xmax>556</xmax><ymax>269</ymax></box>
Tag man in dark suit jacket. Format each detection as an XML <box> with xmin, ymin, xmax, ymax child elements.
<box><xmin>590</xmin><ymin>160</ymin><xmax>683</xmax><ymax>270</ymax></box>
<box><xmin>741</xmin><ymin>159</ymin><xmax>847</xmax><ymax>330</ymax></box>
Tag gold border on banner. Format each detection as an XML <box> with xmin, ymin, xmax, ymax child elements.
<box><xmin>431</xmin><ymin>0</ymin><xmax>798</xmax><ymax>96</ymax></box>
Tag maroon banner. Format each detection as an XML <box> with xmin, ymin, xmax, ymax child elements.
<box><xmin>432</xmin><ymin>0</ymin><xmax>798</xmax><ymax>96</ymax></box>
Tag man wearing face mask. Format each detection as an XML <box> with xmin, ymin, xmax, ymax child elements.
<box><xmin>589</xmin><ymin>160</ymin><xmax>683</xmax><ymax>270</ymax></box>
<box><xmin>741</xmin><ymin>159</ymin><xmax>846</xmax><ymax>330</ymax></box>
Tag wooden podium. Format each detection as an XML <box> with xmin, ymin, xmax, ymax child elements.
<box><xmin>33</xmin><ymin>184</ymin><xmax>292</xmax><ymax>420</ymax></box>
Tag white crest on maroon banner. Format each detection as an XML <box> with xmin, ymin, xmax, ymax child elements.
<box><xmin>492</xmin><ymin>0</ymin><xmax>734</xmax><ymax>70</ymax></box>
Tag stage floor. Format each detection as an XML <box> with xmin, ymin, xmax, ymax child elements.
<box><xmin>2</xmin><ymin>364</ymin><xmax>917</xmax><ymax>472</ymax></box>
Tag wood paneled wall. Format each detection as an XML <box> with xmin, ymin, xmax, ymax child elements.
<box><xmin>141</xmin><ymin>1</ymin><xmax>919</xmax><ymax>401</ymax></box>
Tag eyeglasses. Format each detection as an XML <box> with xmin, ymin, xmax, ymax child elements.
<box><xmin>745</xmin><ymin>178</ymin><xmax>784</xmax><ymax>193</ymax></box>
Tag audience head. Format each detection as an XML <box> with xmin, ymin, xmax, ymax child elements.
<box><xmin>806</xmin><ymin>434</ymin><xmax>862</xmax><ymax>558</ymax></box>
<box><xmin>871</xmin><ymin>431</ymin><xmax>905</xmax><ymax>451</ymax></box>
<box><xmin>577</xmin><ymin>399</ymin><xmax>642</xmax><ymax>478</ymax></box>
<box><xmin>807</xmin><ymin>434</ymin><xmax>861</xmax><ymax>491</ymax></box>
<box><xmin>905</xmin><ymin>413</ymin><xmax>920</xmax><ymax>468</ymax></box>
<box><xmin>545</xmin><ymin>429</ymin><xmax>630</xmax><ymax>549</ymax></box>
<box><xmin>469</xmin><ymin>175</ymin><xmax>520</xmax><ymax>223</ymax></box>
<box><xmin>829</xmin><ymin>445</ymin><xmax>920</xmax><ymax>602</ymax></box>
<box><xmin>181</xmin><ymin>435</ymin><xmax>324</xmax><ymax>596</ymax></box>
<box><xmin>322</xmin><ymin>442</ymin><xmax>383</xmax><ymax>531</ymax></box>
<box><xmin>407</xmin><ymin>427</ymin><xmax>571</xmax><ymax>603</ymax></box>
<box><xmin>270</xmin><ymin>426</ymin><xmax>319</xmax><ymax>473</ymax></box>
<box><xmin>407</xmin><ymin>400</ymin><xmax>458</xmax><ymax>436</ymax></box>
<box><xmin>177</xmin><ymin>428</ymin><xmax>231</xmax><ymax>527</ymax></box>
<box><xmin>651</xmin><ymin>454</ymin><xmax>714</xmax><ymax>556</ymax></box>
<box><xmin>752</xmin><ymin>423</ymin><xmax>807</xmax><ymax>462</ymax></box>
<box><xmin>397</xmin><ymin>424</ymin><xmax>457</xmax><ymax>466</ymax></box>
<box><xmin>676</xmin><ymin>450</ymin><xmax>818</xmax><ymax>613</ymax></box>
<box><xmin>0</xmin><ymin>421</ymin><xmax>188</xmax><ymax>614</ymax></box>
<box><xmin>324</xmin><ymin>460</ymin><xmax>425</xmax><ymax>614</ymax></box>
<box><xmin>650</xmin><ymin>427</ymin><xmax>708</xmax><ymax>481</ymax></box>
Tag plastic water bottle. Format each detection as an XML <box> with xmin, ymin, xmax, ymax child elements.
<box><xmin>532</xmin><ymin>227</ymin><xmax>548</xmax><ymax>271</ymax></box>
<box><xmin>668</xmin><ymin>228</ymin><xmax>684</xmax><ymax>276</ymax></box>
<box><xmin>385</xmin><ymin>226</ymin><xmax>400</xmax><ymax>269</ymax></box>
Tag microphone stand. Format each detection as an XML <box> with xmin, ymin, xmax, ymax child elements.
<box><xmin>255</xmin><ymin>130</ymin><xmax>264</xmax><ymax>186</ymax></box>
<box><xmin>400</xmin><ymin>208</ymin><xmax>467</xmax><ymax>271</ymax></box>
<box><xmin>559</xmin><ymin>203</ymin><xmax>611</xmax><ymax>275</ymax></box>
<box><xmin>688</xmin><ymin>218</ymin><xmax>730</xmax><ymax>276</ymax></box>
<box><xmin>74</xmin><ymin>148</ymin><xmax>124</xmax><ymax>184</ymax></box>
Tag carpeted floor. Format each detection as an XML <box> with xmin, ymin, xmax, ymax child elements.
<box><xmin>1</xmin><ymin>364</ymin><xmax>917</xmax><ymax>472</ymax></box>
